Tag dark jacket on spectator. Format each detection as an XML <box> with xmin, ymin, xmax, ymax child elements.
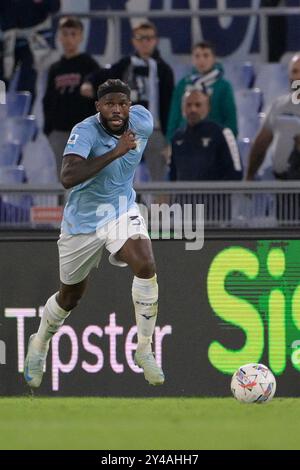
<box><xmin>88</xmin><ymin>50</ymin><xmax>174</xmax><ymax>136</ymax></box>
<box><xmin>170</xmin><ymin>120</ymin><xmax>243</xmax><ymax>181</ymax></box>
<box><xmin>43</xmin><ymin>53</ymin><xmax>103</xmax><ymax>135</ymax></box>
<box><xmin>0</xmin><ymin>0</ymin><xmax>60</xmax><ymax>31</ymax></box>
<box><xmin>0</xmin><ymin>0</ymin><xmax>60</xmax><ymax>92</ymax></box>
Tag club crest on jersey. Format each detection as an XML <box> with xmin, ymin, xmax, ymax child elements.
<box><xmin>201</xmin><ymin>138</ymin><xmax>211</xmax><ymax>147</ymax></box>
<box><xmin>67</xmin><ymin>133</ymin><xmax>79</xmax><ymax>146</ymax></box>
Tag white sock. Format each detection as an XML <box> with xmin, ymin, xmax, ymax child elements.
<box><xmin>132</xmin><ymin>274</ymin><xmax>158</xmax><ymax>354</ymax></box>
<box><xmin>33</xmin><ymin>293</ymin><xmax>71</xmax><ymax>353</ymax></box>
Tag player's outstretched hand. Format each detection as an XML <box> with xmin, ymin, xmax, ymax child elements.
<box><xmin>114</xmin><ymin>130</ymin><xmax>137</xmax><ymax>157</ymax></box>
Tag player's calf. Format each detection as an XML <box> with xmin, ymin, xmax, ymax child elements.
<box><xmin>24</xmin><ymin>292</ymin><xmax>71</xmax><ymax>388</ymax></box>
<box><xmin>131</xmin><ymin>273</ymin><xmax>165</xmax><ymax>385</ymax></box>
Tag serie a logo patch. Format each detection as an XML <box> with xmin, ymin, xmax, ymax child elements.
<box><xmin>67</xmin><ymin>133</ymin><xmax>79</xmax><ymax>146</ymax></box>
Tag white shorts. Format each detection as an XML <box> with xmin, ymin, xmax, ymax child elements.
<box><xmin>58</xmin><ymin>206</ymin><xmax>150</xmax><ymax>285</ymax></box>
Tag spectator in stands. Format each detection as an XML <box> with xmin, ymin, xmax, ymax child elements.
<box><xmin>43</xmin><ymin>16</ymin><xmax>103</xmax><ymax>178</ymax></box>
<box><xmin>167</xmin><ymin>41</ymin><xmax>238</xmax><ymax>143</ymax></box>
<box><xmin>246</xmin><ymin>54</ymin><xmax>300</xmax><ymax>181</ymax></box>
<box><xmin>81</xmin><ymin>21</ymin><xmax>174</xmax><ymax>182</ymax></box>
<box><xmin>0</xmin><ymin>0</ymin><xmax>60</xmax><ymax>101</ymax></box>
<box><xmin>170</xmin><ymin>89</ymin><xmax>242</xmax><ymax>181</ymax></box>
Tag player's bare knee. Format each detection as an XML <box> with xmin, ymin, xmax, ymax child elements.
<box><xmin>58</xmin><ymin>291</ymin><xmax>83</xmax><ymax>311</ymax></box>
<box><xmin>135</xmin><ymin>258</ymin><xmax>156</xmax><ymax>278</ymax></box>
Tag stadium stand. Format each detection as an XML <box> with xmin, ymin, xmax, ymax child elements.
<box><xmin>0</xmin><ymin>166</ymin><xmax>26</xmax><ymax>184</ymax></box>
<box><xmin>223</xmin><ymin>61</ymin><xmax>255</xmax><ymax>91</ymax></box>
<box><xmin>0</xmin><ymin>4</ymin><xmax>299</xmax><ymax>229</ymax></box>
<box><xmin>255</xmin><ymin>63</ymin><xmax>289</xmax><ymax>109</ymax></box>
<box><xmin>0</xmin><ymin>143</ymin><xmax>20</xmax><ymax>166</ymax></box>
<box><xmin>5</xmin><ymin>92</ymin><xmax>32</xmax><ymax>118</ymax></box>
<box><xmin>0</xmin><ymin>115</ymin><xmax>36</xmax><ymax>152</ymax></box>
<box><xmin>0</xmin><ymin>91</ymin><xmax>37</xmax><ymax>220</ymax></box>
<box><xmin>235</xmin><ymin>88</ymin><xmax>263</xmax><ymax>140</ymax></box>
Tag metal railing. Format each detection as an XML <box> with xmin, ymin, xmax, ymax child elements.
<box><xmin>0</xmin><ymin>181</ymin><xmax>300</xmax><ymax>230</ymax></box>
<box><xmin>58</xmin><ymin>6</ymin><xmax>300</xmax><ymax>62</ymax></box>
<box><xmin>135</xmin><ymin>181</ymin><xmax>300</xmax><ymax>229</ymax></box>
<box><xmin>0</xmin><ymin>184</ymin><xmax>66</xmax><ymax>229</ymax></box>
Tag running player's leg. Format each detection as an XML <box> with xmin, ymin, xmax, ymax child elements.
<box><xmin>24</xmin><ymin>231</ymin><xmax>104</xmax><ymax>388</ymax></box>
<box><xmin>34</xmin><ymin>279</ymin><xmax>89</xmax><ymax>353</ymax></box>
<box><xmin>116</xmin><ymin>238</ymin><xmax>164</xmax><ymax>385</ymax></box>
<box><xmin>116</xmin><ymin>237</ymin><xmax>156</xmax><ymax>277</ymax></box>
<box><xmin>24</xmin><ymin>279</ymin><xmax>89</xmax><ymax>388</ymax></box>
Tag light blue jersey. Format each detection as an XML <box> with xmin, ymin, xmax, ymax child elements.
<box><xmin>62</xmin><ymin>105</ymin><xmax>153</xmax><ymax>234</ymax></box>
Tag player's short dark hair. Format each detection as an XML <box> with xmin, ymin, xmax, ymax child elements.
<box><xmin>59</xmin><ymin>16</ymin><xmax>84</xmax><ymax>31</ymax></box>
<box><xmin>192</xmin><ymin>41</ymin><xmax>216</xmax><ymax>55</ymax></box>
<box><xmin>132</xmin><ymin>21</ymin><xmax>158</xmax><ymax>36</ymax></box>
<box><xmin>97</xmin><ymin>79</ymin><xmax>131</xmax><ymax>100</ymax></box>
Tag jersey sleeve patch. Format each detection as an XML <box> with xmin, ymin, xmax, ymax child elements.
<box><xmin>67</xmin><ymin>133</ymin><xmax>80</xmax><ymax>146</ymax></box>
<box><xmin>64</xmin><ymin>124</ymin><xmax>94</xmax><ymax>159</ymax></box>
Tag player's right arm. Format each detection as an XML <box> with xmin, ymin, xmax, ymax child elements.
<box><xmin>246</xmin><ymin>127</ymin><xmax>273</xmax><ymax>180</ymax></box>
<box><xmin>246</xmin><ymin>101</ymin><xmax>276</xmax><ymax>181</ymax></box>
<box><xmin>61</xmin><ymin>130</ymin><xmax>136</xmax><ymax>189</ymax></box>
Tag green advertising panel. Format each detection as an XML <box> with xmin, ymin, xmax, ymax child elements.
<box><xmin>207</xmin><ymin>240</ymin><xmax>300</xmax><ymax>376</ymax></box>
<box><xmin>1</xmin><ymin>236</ymin><xmax>300</xmax><ymax>396</ymax></box>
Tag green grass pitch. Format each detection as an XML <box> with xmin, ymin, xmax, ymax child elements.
<box><xmin>0</xmin><ymin>397</ymin><xmax>299</xmax><ymax>450</ymax></box>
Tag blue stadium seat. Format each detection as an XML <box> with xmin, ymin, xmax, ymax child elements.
<box><xmin>0</xmin><ymin>92</ymin><xmax>32</xmax><ymax>119</ymax></box>
<box><xmin>0</xmin><ymin>165</ymin><xmax>26</xmax><ymax>183</ymax></box>
<box><xmin>223</xmin><ymin>62</ymin><xmax>255</xmax><ymax>90</ymax></box>
<box><xmin>238</xmin><ymin>114</ymin><xmax>261</xmax><ymax>140</ymax></box>
<box><xmin>0</xmin><ymin>143</ymin><xmax>20</xmax><ymax>166</ymax></box>
<box><xmin>22</xmin><ymin>131</ymin><xmax>58</xmax><ymax>183</ymax></box>
<box><xmin>235</xmin><ymin>88</ymin><xmax>263</xmax><ymax>114</ymax></box>
<box><xmin>255</xmin><ymin>63</ymin><xmax>289</xmax><ymax>109</ymax></box>
<box><xmin>0</xmin><ymin>104</ymin><xmax>6</xmax><ymax>120</ymax></box>
<box><xmin>235</xmin><ymin>89</ymin><xmax>263</xmax><ymax>139</ymax></box>
<box><xmin>6</xmin><ymin>92</ymin><xmax>32</xmax><ymax>117</ymax></box>
<box><xmin>8</xmin><ymin>66</ymin><xmax>22</xmax><ymax>93</ymax></box>
<box><xmin>0</xmin><ymin>116</ymin><xmax>37</xmax><ymax>147</ymax></box>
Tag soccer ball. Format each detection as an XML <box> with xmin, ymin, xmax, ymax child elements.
<box><xmin>231</xmin><ymin>363</ymin><xmax>276</xmax><ymax>404</ymax></box>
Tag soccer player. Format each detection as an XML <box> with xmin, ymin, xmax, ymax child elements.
<box><xmin>24</xmin><ymin>79</ymin><xmax>165</xmax><ymax>388</ymax></box>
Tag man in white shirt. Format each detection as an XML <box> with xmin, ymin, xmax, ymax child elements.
<box><xmin>247</xmin><ymin>54</ymin><xmax>300</xmax><ymax>180</ymax></box>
